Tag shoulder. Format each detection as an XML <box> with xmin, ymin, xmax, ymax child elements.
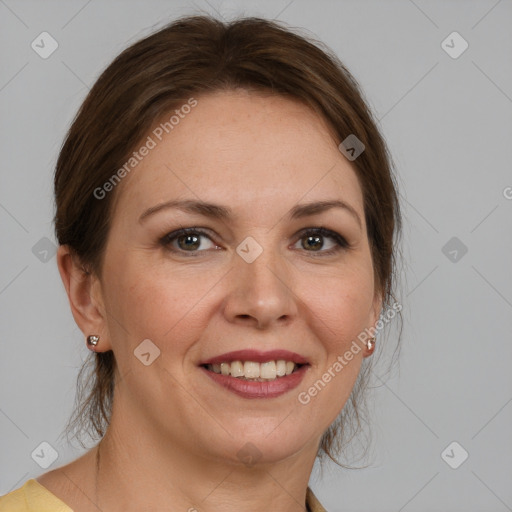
<box><xmin>0</xmin><ymin>478</ymin><xmax>71</xmax><ymax>512</ymax></box>
<box><xmin>0</xmin><ymin>481</ymin><xmax>28</xmax><ymax>512</ymax></box>
<box><xmin>306</xmin><ymin>486</ymin><xmax>328</xmax><ymax>512</ymax></box>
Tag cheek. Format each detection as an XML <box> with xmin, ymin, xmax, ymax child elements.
<box><xmin>300</xmin><ymin>264</ymin><xmax>375</xmax><ymax>353</ymax></box>
<box><xmin>293</xmin><ymin>269</ymin><xmax>372</xmax><ymax>428</ymax></box>
<box><xmin>101</xmin><ymin>256</ymin><xmax>208</xmax><ymax>357</ymax></box>
<box><xmin>102</xmin><ymin>252</ymin><xmax>241</xmax><ymax>376</ymax></box>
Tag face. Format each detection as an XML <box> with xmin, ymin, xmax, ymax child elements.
<box><xmin>85</xmin><ymin>89</ymin><xmax>381</xmax><ymax>465</ymax></box>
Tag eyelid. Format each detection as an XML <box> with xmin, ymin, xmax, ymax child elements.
<box><xmin>295</xmin><ymin>227</ymin><xmax>348</xmax><ymax>245</ymax></box>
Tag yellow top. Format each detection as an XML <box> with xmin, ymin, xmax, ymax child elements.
<box><xmin>0</xmin><ymin>479</ymin><xmax>72</xmax><ymax>512</ymax></box>
<box><xmin>0</xmin><ymin>479</ymin><xmax>327</xmax><ymax>512</ymax></box>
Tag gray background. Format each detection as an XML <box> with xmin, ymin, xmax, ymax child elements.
<box><xmin>1</xmin><ymin>0</ymin><xmax>511</xmax><ymax>511</ymax></box>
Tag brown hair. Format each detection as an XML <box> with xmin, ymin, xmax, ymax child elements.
<box><xmin>55</xmin><ymin>14</ymin><xmax>402</xmax><ymax>466</ymax></box>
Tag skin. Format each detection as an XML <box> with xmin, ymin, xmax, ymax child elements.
<box><xmin>39</xmin><ymin>89</ymin><xmax>382</xmax><ymax>512</ymax></box>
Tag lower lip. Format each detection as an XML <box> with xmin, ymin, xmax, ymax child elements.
<box><xmin>200</xmin><ymin>365</ymin><xmax>309</xmax><ymax>399</ymax></box>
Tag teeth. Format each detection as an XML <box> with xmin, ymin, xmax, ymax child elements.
<box><xmin>230</xmin><ymin>361</ymin><xmax>244</xmax><ymax>378</ymax></box>
<box><xmin>276</xmin><ymin>360</ymin><xmax>287</xmax><ymax>377</ymax></box>
<box><xmin>244</xmin><ymin>361</ymin><xmax>260</xmax><ymax>378</ymax></box>
<box><xmin>206</xmin><ymin>359</ymin><xmax>302</xmax><ymax>381</ymax></box>
<box><xmin>260</xmin><ymin>361</ymin><xmax>276</xmax><ymax>379</ymax></box>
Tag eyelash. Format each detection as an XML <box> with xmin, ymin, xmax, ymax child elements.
<box><xmin>159</xmin><ymin>227</ymin><xmax>349</xmax><ymax>257</ymax></box>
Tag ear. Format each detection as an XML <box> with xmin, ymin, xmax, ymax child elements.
<box><xmin>362</xmin><ymin>289</ymin><xmax>383</xmax><ymax>358</ymax></box>
<box><xmin>370</xmin><ymin>289</ymin><xmax>383</xmax><ymax>327</ymax></box>
<box><xmin>56</xmin><ymin>245</ymin><xmax>112</xmax><ymax>351</ymax></box>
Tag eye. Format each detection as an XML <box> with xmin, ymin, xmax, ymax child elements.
<box><xmin>160</xmin><ymin>226</ymin><xmax>349</xmax><ymax>257</ymax></box>
<box><xmin>293</xmin><ymin>227</ymin><xmax>349</xmax><ymax>256</ymax></box>
<box><xmin>159</xmin><ymin>227</ymin><xmax>219</xmax><ymax>255</ymax></box>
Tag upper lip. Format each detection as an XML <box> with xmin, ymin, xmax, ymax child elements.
<box><xmin>199</xmin><ymin>349</ymin><xmax>309</xmax><ymax>366</ymax></box>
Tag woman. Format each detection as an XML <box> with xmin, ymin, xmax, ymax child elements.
<box><xmin>0</xmin><ymin>14</ymin><xmax>401</xmax><ymax>512</ymax></box>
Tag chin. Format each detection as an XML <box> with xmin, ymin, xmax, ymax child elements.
<box><xmin>209</xmin><ymin>424</ymin><xmax>317</xmax><ymax>467</ymax></box>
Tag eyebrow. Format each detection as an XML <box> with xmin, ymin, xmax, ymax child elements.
<box><xmin>139</xmin><ymin>199</ymin><xmax>362</xmax><ymax>229</ymax></box>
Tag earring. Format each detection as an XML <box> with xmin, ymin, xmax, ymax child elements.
<box><xmin>87</xmin><ymin>335</ymin><xmax>100</xmax><ymax>350</ymax></box>
<box><xmin>366</xmin><ymin>336</ymin><xmax>376</xmax><ymax>355</ymax></box>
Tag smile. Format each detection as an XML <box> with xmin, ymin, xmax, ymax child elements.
<box><xmin>204</xmin><ymin>360</ymin><xmax>300</xmax><ymax>381</ymax></box>
<box><xmin>199</xmin><ymin>349</ymin><xmax>310</xmax><ymax>399</ymax></box>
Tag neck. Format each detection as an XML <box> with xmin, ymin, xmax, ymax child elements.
<box><xmin>92</xmin><ymin>409</ymin><xmax>320</xmax><ymax>512</ymax></box>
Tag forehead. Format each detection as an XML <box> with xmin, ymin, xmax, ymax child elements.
<box><xmin>113</xmin><ymin>89</ymin><xmax>364</xmax><ymax>222</ymax></box>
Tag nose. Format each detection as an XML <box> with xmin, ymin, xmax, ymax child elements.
<box><xmin>222</xmin><ymin>240</ymin><xmax>298</xmax><ymax>330</ymax></box>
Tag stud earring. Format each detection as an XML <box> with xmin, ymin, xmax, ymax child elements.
<box><xmin>366</xmin><ymin>336</ymin><xmax>376</xmax><ymax>355</ymax></box>
<box><xmin>87</xmin><ymin>335</ymin><xmax>100</xmax><ymax>350</ymax></box>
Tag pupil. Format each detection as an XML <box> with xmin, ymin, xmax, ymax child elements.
<box><xmin>305</xmin><ymin>235</ymin><xmax>322</xmax><ymax>250</ymax></box>
<box><xmin>179</xmin><ymin>235</ymin><xmax>200</xmax><ymax>250</ymax></box>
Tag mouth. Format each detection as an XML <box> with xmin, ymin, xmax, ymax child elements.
<box><xmin>198</xmin><ymin>349</ymin><xmax>310</xmax><ymax>399</ymax></box>
<box><xmin>202</xmin><ymin>360</ymin><xmax>305</xmax><ymax>381</ymax></box>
